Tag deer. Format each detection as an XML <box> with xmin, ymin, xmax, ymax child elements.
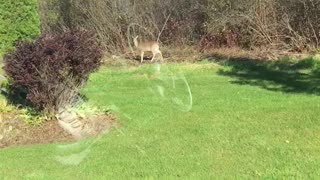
<box><xmin>133</xmin><ymin>36</ymin><xmax>163</xmax><ymax>63</ymax></box>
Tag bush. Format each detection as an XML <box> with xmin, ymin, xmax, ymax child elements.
<box><xmin>198</xmin><ymin>29</ymin><xmax>239</xmax><ymax>51</ymax></box>
<box><xmin>36</xmin><ymin>0</ymin><xmax>320</xmax><ymax>52</ymax></box>
<box><xmin>3</xmin><ymin>29</ymin><xmax>103</xmax><ymax>114</ymax></box>
<box><xmin>38</xmin><ymin>0</ymin><xmax>209</xmax><ymax>52</ymax></box>
<box><xmin>0</xmin><ymin>0</ymin><xmax>40</xmax><ymax>56</ymax></box>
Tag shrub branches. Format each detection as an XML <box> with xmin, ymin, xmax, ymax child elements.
<box><xmin>3</xmin><ymin>29</ymin><xmax>103</xmax><ymax>114</ymax></box>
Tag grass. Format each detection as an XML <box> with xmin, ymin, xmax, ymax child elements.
<box><xmin>1</xmin><ymin>61</ymin><xmax>320</xmax><ymax>179</ymax></box>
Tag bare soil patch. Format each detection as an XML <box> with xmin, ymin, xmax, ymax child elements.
<box><xmin>0</xmin><ymin>112</ymin><xmax>115</xmax><ymax>149</ymax></box>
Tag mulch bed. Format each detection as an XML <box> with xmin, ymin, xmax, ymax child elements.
<box><xmin>0</xmin><ymin>113</ymin><xmax>115</xmax><ymax>149</ymax></box>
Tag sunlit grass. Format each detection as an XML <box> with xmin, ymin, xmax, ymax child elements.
<box><xmin>1</xmin><ymin>62</ymin><xmax>320</xmax><ymax>179</ymax></box>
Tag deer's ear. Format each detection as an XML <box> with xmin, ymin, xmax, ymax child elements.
<box><xmin>134</xmin><ymin>36</ymin><xmax>139</xmax><ymax>39</ymax></box>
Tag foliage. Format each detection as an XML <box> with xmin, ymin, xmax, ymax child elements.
<box><xmin>36</xmin><ymin>0</ymin><xmax>320</xmax><ymax>52</ymax></box>
<box><xmin>204</xmin><ymin>0</ymin><xmax>320</xmax><ymax>51</ymax></box>
<box><xmin>3</xmin><ymin>29</ymin><xmax>103</xmax><ymax>114</ymax></box>
<box><xmin>198</xmin><ymin>30</ymin><xmax>238</xmax><ymax>51</ymax></box>
<box><xmin>0</xmin><ymin>0</ymin><xmax>40</xmax><ymax>56</ymax></box>
<box><xmin>66</xmin><ymin>102</ymin><xmax>110</xmax><ymax>119</ymax></box>
<box><xmin>37</xmin><ymin>0</ymin><xmax>209</xmax><ymax>51</ymax></box>
<box><xmin>0</xmin><ymin>96</ymin><xmax>45</xmax><ymax>126</ymax></box>
<box><xmin>20</xmin><ymin>107</ymin><xmax>48</xmax><ymax>126</ymax></box>
<box><xmin>0</xmin><ymin>97</ymin><xmax>16</xmax><ymax>113</ymax></box>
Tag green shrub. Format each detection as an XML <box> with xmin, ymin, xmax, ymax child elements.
<box><xmin>0</xmin><ymin>0</ymin><xmax>40</xmax><ymax>56</ymax></box>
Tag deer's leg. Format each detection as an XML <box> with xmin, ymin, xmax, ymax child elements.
<box><xmin>151</xmin><ymin>51</ymin><xmax>156</xmax><ymax>62</ymax></box>
<box><xmin>158</xmin><ymin>50</ymin><xmax>163</xmax><ymax>62</ymax></box>
<box><xmin>140</xmin><ymin>51</ymin><xmax>144</xmax><ymax>63</ymax></box>
<box><xmin>154</xmin><ymin>50</ymin><xmax>163</xmax><ymax>63</ymax></box>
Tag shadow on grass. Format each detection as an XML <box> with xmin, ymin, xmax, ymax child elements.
<box><xmin>205</xmin><ymin>53</ymin><xmax>320</xmax><ymax>95</ymax></box>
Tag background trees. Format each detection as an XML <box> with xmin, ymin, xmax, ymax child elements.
<box><xmin>3</xmin><ymin>0</ymin><xmax>320</xmax><ymax>54</ymax></box>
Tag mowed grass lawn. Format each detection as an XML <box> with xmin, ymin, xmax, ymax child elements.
<box><xmin>1</xmin><ymin>62</ymin><xmax>320</xmax><ymax>179</ymax></box>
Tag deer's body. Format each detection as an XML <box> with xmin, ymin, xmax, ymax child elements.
<box><xmin>133</xmin><ymin>36</ymin><xmax>163</xmax><ymax>63</ymax></box>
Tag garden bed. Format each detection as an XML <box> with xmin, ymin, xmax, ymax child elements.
<box><xmin>0</xmin><ymin>112</ymin><xmax>115</xmax><ymax>149</ymax></box>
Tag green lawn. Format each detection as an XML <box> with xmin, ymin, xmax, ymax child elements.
<box><xmin>1</xmin><ymin>61</ymin><xmax>320</xmax><ymax>179</ymax></box>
